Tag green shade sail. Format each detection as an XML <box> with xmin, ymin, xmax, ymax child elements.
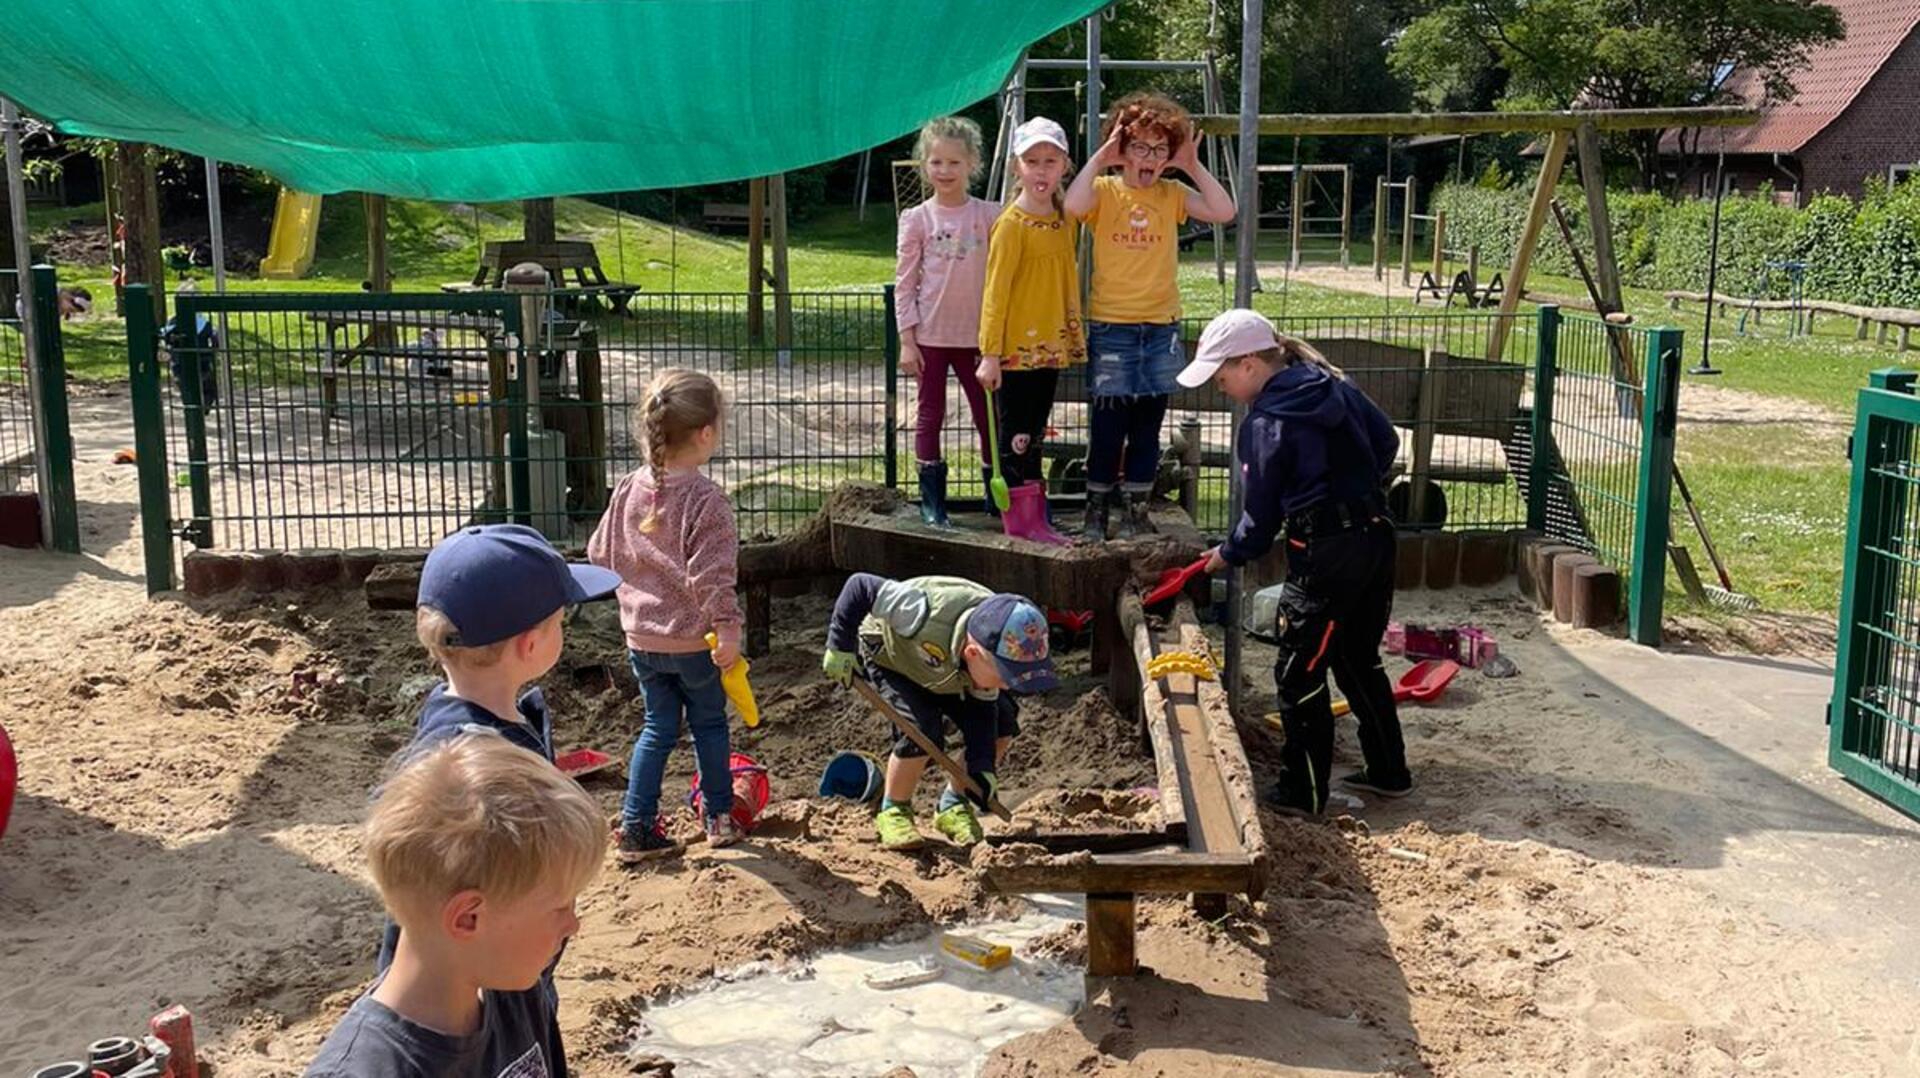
<box><xmin>0</xmin><ymin>0</ymin><xmax>1102</xmax><ymax>200</ymax></box>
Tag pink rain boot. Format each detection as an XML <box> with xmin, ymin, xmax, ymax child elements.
<box><xmin>1002</xmin><ymin>482</ymin><xmax>1072</xmax><ymax>546</ymax></box>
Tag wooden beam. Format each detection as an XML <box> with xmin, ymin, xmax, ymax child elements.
<box><xmin>747</xmin><ymin>177</ymin><xmax>766</xmax><ymax>344</ymax></box>
<box><xmin>1119</xmin><ymin>594</ymin><xmax>1190</xmax><ymax>836</ymax></box>
<box><xmin>1176</xmin><ymin>610</ymin><xmax>1271</xmax><ymax>898</ymax></box>
<box><xmin>828</xmin><ymin>510</ymin><xmax>1129</xmax><ymax>613</ymax></box>
<box><xmin>984</xmin><ymin>851</ymin><xmax>1255</xmax><ymax>894</ymax></box>
<box><xmin>522</xmin><ymin>197</ymin><xmax>556</xmax><ymax>245</ymax></box>
<box><xmin>770</xmin><ymin>172</ymin><xmax>793</xmax><ymax>355</ymax></box>
<box><xmin>364</xmin><ymin>193</ymin><xmax>390</xmax><ymax>292</ymax></box>
<box><xmin>1487</xmin><ymin>129</ymin><xmax>1571</xmax><ymax>363</ymax></box>
<box><xmin>1087</xmin><ymin>893</ymin><xmax>1137</xmax><ymax>976</ymax></box>
<box><xmin>984</xmin><ymin>829</ymin><xmax>1187</xmax><ymax>855</ymax></box>
<box><xmin>1194</xmin><ymin>106</ymin><xmax>1757</xmax><ymax>138</ymax></box>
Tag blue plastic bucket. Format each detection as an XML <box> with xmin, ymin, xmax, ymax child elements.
<box><xmin>818</xmin><ymin>750</ymin><xmax>883</xmax><ymax>803</ymax></box>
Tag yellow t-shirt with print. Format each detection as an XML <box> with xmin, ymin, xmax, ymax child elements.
<box><xmin>1083</xmin><ymin>175</ymin><xmax>1189</xmax><ymax>324</ymax></box>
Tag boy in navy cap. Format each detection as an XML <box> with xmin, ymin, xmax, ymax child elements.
<box><xmin>821</xmin><ymin>573</ymin><xmax>1058</xmax><ymax>850</ymax></box>
<box><xmin>370</xmin><ymin>524</ymin><xmax>620</xmax><ymax>1077</ymax></box>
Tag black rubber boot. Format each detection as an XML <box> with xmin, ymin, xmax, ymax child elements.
<box><xmin>918</xmin><ymin>460</ymin><xmax>953</xmax><ymax>528</ymax></box>
<box><xmin>1125</xmin><ymin>490</ymin><xmax>1157</xmax><ymax>536</ymax></box>
<box><xmin>981</xmin><ymin>467</ymin><xmax>1001</xmax><ymax>518</ymax></box>
<box><xmin>1110</xmin><ymin>488</ymin><xmax>1140</xmax><ymax>540</ymax></box>
<box><xmin>1082</xmin><ymin>486</ymin><xmax>1112</xmax><ymax>540</ymax></box>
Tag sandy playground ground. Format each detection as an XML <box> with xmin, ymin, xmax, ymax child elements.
<box><xmin>2</xmin><ymin>384</ymin><xmax>1919</xmax><ymax>1076</ymax></box>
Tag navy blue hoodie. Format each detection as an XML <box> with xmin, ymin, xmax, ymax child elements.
<box><xmin>1220</xmin><ymin>362</ymin><xmax>1399</xmax><ymax>566</ymax></box>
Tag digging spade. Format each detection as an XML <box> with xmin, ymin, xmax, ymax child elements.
<box><xmin>982</xmin><ymin>385</ymin><xmax>1011</xmax><ymax>513</ymax></box>
<box><xmin>848</xmin><ymin>676</ymin><xmax>1012</xmax><ymax>822</ymax></box>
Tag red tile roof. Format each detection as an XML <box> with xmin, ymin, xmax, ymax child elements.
<box><xmin>1669</xmin><ymin>0</ymin><xmax>1920</xmax><ymax>154</ymax></box>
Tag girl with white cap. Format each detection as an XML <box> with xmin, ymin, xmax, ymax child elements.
<box><xmin>975</xmin><ymin>116</ymin><xmax>1084</xmax><ymax>543</ymax></box>
<box><xmin>1181</xmin><ymin>308</ymin><xmax>1413</xmax><ymax>814</ymax></box>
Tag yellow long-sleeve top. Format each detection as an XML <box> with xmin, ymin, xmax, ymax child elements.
<box><xmin>977</xmin><ymin>202</ymin><xmax>1086</xmax><ymax>371</ymax></box>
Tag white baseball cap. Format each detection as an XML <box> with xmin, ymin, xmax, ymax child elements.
<box><xmin>1010</xmin><ymin>117</ymin><xmax>1071</xmax><ymax>157</ymax></box>
<box><xmin>1177</xmin><ymin>308</ymin><xmax>1280</xmax><ymax>387</ymax></box>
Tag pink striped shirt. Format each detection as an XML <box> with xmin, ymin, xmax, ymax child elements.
<box><xmin>587</xmin><ymin>467</ymin><xmax>742</xmax><ymax>654</ymax></box>
<box><xmin>894</xmin><ymin>196</ymin><xmax>998</xmax><ymax>348</ymax></box>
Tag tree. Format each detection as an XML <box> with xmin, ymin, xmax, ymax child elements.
<box><xmin>1388</xmin><ymin>0</ymin><xmax>1844</xmax><ymax>189</ymax></box>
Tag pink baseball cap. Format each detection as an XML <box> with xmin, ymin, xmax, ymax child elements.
<box><xmin>1177</xmin><ymin>308</ymin><xmax>1280</xmax><ymax>387</ymax></box>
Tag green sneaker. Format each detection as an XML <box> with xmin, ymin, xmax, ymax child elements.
<box><xmin>933</xmin><ymin>802</ymin><xmax>984</xmax><ymax>847</ymax></box>
<box><xmin>875</xmin><ymin>805</ymin><xmax>925</xmax><ymax>850</ymax></box>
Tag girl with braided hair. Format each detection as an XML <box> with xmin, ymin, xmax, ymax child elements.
<box><xmin>588</xmin><ymin>368</ymin><xmax>744</xmax><ymax>862</ymax></box>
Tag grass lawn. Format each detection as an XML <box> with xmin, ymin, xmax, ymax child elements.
<box><xmin>19</xmin><ymin>195</ymin><xmax>1878</xmax><ymax>622</ymax></box>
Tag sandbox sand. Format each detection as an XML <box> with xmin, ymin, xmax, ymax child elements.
<box><xmin>3</xmin><ymin>388</ymin><xmax>1918</xmax><ymax>1076</ymax></box>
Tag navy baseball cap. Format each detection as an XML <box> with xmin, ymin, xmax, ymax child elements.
<box><xmin>418</xmin><ymin>524</ymin><xmax>621</xmax><ymax>647</ymax></box>
<box><xmin>966</xmin><ymin>594</ymin><xmax>1059</xmax><ymax>692</ymax></box>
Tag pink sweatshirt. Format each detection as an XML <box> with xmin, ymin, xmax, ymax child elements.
<box><xmin>587</xmin><ymin>467</ymin><xmax>742</xmax><ymax>654</ymax></box>
<box><xmin>894</xmin><ymin>196</ymin><xmax>998</xmax><ymax>349</ymax></box>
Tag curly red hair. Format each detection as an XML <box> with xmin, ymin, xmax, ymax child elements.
<box><xmin>1100</xmin><ymin>92</ymin><xmax>1191</xmax><ymax>158</ymax></box>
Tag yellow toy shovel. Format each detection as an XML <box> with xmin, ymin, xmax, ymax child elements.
<box><xmin>705</xmin><ymin>632</ymin><xmax>761</xmax><ymax>727</ymax></box>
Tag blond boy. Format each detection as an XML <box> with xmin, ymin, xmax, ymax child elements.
<box><xmin>306</xmin><ymin>733</ymin><xmax>606</xmax><ymax>1077</ymax></box>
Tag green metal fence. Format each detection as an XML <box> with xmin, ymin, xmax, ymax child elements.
<box><xmin>0</xmin><ymin>265</ymin><xmax>80</xmax><ymax>551</ymax></box>
<box><xmin>0</xmin><ymin>269</ymin><xmax>33</xmax><ymax>494</ymax></box>
<box><xmin>126</xmin><ymin>285</ymin><xmax>895</xmax><ymax>587</ymax></box>
<box><xmin>1528</xmin><ymin>309</ymin><xmax>1681</xmax><ymax>644</ymax></box>
<box><xmin>913</xmin><ymin>310</ymin><xmax>1541</xmax><ymax>535</ymax></box>
<box><xmin>1829</xmin><ymin>368</ymin><xmax>1920</xmax><ymax>819</ymax></box>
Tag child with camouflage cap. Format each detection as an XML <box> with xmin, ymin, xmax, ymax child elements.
<box><xmin>822</xmin><ymin>574</ymin><xmax>1059</xmax><ymax>849</ymax></box>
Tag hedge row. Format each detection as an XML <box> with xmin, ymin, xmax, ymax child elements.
<box><xmin>1432</xmin><ymin>178</ymin><xmax>1920</xmax><ymax>310</ymax></box>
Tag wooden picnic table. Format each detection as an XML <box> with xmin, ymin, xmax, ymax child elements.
<box><xmin>440</xmin><ymin>240</ymin><xmax>641</xmax><ymax>315</ymax></box>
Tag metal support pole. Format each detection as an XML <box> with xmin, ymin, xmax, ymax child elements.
<box><xmin>203</xmin><ymin>158</ymin><xmax>239</xmax><ymax>470</ymax></box>
<box><xmin>2</xmin><ymin>95</ymin><xmax>52</xmax><ymax>550</ymax></box>
<box><xmin>1228</xmin><ymin>0</ymin><xmax>1264</xmax><ymax>717</ymax></box>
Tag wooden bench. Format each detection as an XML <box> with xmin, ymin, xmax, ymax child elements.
<box><xmin>1043</xmin><ymin>333</ymin><xmax>1529</xmax><ymax>526</ymax></box>
<box><xmin>1665</xmin><ymin>289</ymin><xmax>1920</xmax><ymax>349</ymax></box>
<box><xmin>702</xmin><ymin>202</ymin><xmax>772</xmax><ymax>232</ymax></box>
<box><xmin>441</xmin><ymin>240</ymin><xmax>640</xmax><ymax>315</ymax></box>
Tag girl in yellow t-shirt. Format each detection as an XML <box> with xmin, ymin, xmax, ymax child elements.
<box><xmin>977</xmin><ymin>117</ymin><xmax>1084</xmax><ymax>542</ymax></box>
<box><xmin>1063</xmin><ymin>93</ymin><xmax>1236</xmax><ymax>539</ymax></box>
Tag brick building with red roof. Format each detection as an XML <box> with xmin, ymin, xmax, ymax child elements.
<box><xmin>1668</xmin><ymin>0</ymin><xmax>1920</xmax><ymax>202</ymax></box>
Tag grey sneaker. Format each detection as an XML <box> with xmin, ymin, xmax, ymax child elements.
<box><xmin>616</xmin><ymin>820</ymin><xmax>684</xmax><ymax>864</ymax></box>
<box><xmin>1338</xmin><ymin>770</ymin><xmax>1414</xmax><ymax>798</ymax></box>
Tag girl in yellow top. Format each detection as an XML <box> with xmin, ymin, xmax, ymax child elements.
<box><xmin>977</xmin><ymin>117</ymin><xmax>1084</xmax><ymax>507</ymax></box>
<box><xmin>1062</xmin><ymin>93</ymin><xmax>1237</xmax><ymax>539</ymax></box>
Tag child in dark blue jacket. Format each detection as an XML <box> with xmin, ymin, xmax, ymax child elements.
<box><xmin>1181</xmin><ymin>309</ymin><xmax>1413</xmax><ymax>814</ymax></box>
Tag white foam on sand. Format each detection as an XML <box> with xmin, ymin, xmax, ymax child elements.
<box><xmin>627</xmin><ymin>895</ymin><xmax>1086</xmax><ymax>1077</ymax></box>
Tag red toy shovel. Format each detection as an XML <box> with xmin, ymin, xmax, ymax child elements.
<box><xmin>1331</xmin><ymin>659</ymin><xmax>1459</xmax><ymax>716</ymax></box>
<box><xmin>1144</xmin><ymin>556</ymin><xmax>1211</xmax><ymax>609</ymax></box>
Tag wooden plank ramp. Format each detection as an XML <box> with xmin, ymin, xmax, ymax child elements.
<box><xmin>981</xmin><ymin>593</ymin><xmax>1267</xmax><ymax>976</ymax></box>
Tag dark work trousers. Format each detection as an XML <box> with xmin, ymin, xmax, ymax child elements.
<box><xmin>995</xmin><ymin>368</ymin><xmax>1061</xmax><ymax>487</ymax></box>
<box><xmin>1267</xmin><ymin>515</ymin><xmax>1408</xmax><ymax>812</ymax></box>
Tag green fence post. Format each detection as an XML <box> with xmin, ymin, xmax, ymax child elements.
<box><xmin>1830</xmin><ymin>369</ymin><xmax>1916</xmax><ymax>766</ymax></box>
<box><xmin>505</xmin><ymin>304</ymin><xmax>532</xmax><ymax>527</ymax></box>
<box><xmin>1628</xmin><ymin>326</ymin><xmax>1683</xmax><ymax>646</ymax></box>
<box><xmin>883</xmin><ymin>285</ymin><xmax>899</xmax><ymax>491</ymax></box>
<box><xmin>26</xmin><ymin>265</ymin><xmax>79</xmax><ymax>552</ymax></box>
<box><xmin>1526</xmin><ymin>305</ymin><xmax>1559</xmax><ymax>533</ymax></box>
<box><xmin>124</xmin><ymin>284</ymin><xmax>176</xmax><ymax>593</ymax></box>
<box><xmin>174</xmin><ymin>292</ymin><xmax>214</xmax><ymax>546</ymax></box>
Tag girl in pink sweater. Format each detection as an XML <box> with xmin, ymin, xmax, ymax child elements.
<box><xmin>896</xmin><ymin>115</ymin><xmax>1000</xmax><ymax>527</ymax></box>
<box><xmin>588</xmin><ymin>369</ymin><xmax>743</xmax><ymax>863</ymax></box>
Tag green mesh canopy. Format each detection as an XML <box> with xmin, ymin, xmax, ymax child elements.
<box><xmin>0</xmin><ymin>0</ymin><xmax>1102</xmax><ymax>199</ymax></box>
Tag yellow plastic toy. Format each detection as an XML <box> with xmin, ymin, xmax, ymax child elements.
<box><xmin>705</xmin><ymin>631</ymin><xmax>761</xmax><ymax>727</ymax></box>
<box><xmin>940</xmin><ymin>932</ymin><xmax>1012</xmax><ymax>971</ymax></box>
<box><xmin>1145</xmin><ymin>649</ymin><xmax>1217</xmax><ymax>682</ymax></box>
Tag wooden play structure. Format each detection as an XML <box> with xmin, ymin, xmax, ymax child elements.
<box><xmin>1257</xmin><ymin>162</ymin><xmax>1352</xmax><ymax>268</ymax></box>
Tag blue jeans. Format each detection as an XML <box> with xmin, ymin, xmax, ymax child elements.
<box><xmin>621</xmin><ymin>649</ymin><xmax>733</xmax><ymax>827</ymax></box>
<box><xmin>1086</xmin><ymin>321</ymin><xmax>1182</xmax><ymax>489</ymax></box>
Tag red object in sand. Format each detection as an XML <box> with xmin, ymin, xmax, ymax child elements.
<box><xmin>1143</xmin><ymin>556</ymin><xmax>1211</xmax><ymax>608</ymax></box>
<box><xmin>689</xmin><ymin>751</ymin><xmax>771</xmax><ymax>834</ymax></box>
<box><xmin>150</xmin><ymin>1005</ymin><xmax>198</xmax><ymax>1078</ymax></box>
<box><xmin>1395</xmin><ymin>659</ymin><xmax>1460</xmax><ymax>703</ymax></box>
<box><xmin>0</xmin><ymin>720</ymin><xmax>14</xmax><ymax>844</ymax></box>
<box><xmin>554</xmin><ymin>748</ymin><xmax>615</xmax><ymax>779</ymax></box>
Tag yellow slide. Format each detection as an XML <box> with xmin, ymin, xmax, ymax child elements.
<box><xmin>259</xmin><ymin>189</ymin><xmax>323</xmax><ymax>279</ymax></box>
